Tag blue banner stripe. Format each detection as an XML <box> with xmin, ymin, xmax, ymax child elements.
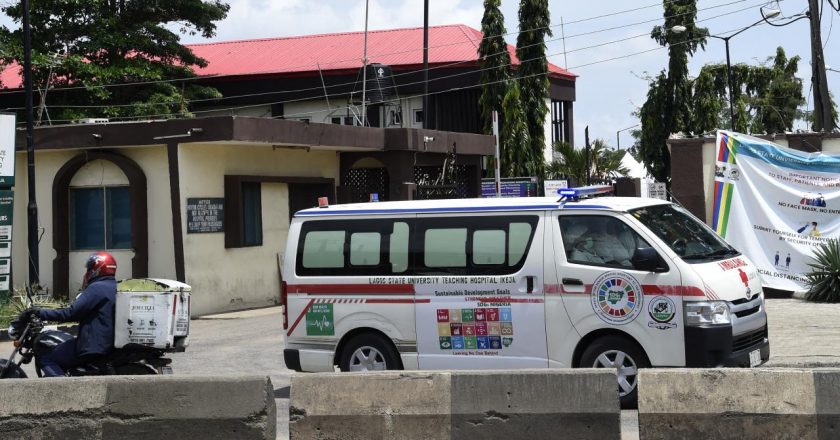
<box><xmin>734</xmin><ymin>137</ymin><xmax>840</xmax><ymax>173</ymax></box>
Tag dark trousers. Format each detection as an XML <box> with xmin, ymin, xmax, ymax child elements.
<box><xmin>39</xmin><ymin>338</ymin><xmax>84</xmax><ymax>377</ymax></box>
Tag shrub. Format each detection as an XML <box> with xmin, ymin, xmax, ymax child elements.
<box><xmin>804</xmin><ymin>239</ymin><xmax>840</xmax><ymax>303</ymax></box>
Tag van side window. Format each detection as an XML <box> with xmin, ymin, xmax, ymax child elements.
<box><xmin>425</xmin><ymin>228</ymin><xmax>467</xmax><ymax>268</ymax></box>
<box><xmin>350</xmin><ymin>232</ymin><xmax>380</xmax><ymax>266</ymax></box>
<box><xmin>302</xmin><ymin>231</ymin><xmax>345</xmax><ymax>268</ymax></box>
<box><xmin>390</xmin><ymin>222</ymin><xmax>410</xmax><ymax>273</ymax></box>
<box><xmin>559</xmin><ymin>216</ymin><xmax>651</xmax><ymax>269</ymax></box>
<box><xmin>417</xmin><ymin>216</ymin><xmax>538</xmax><ymax>275</ymax></box>
<box><xmin>297</xmin><ymin>219</ymin><xmax>412</xmax><ymax>276</ymax></box>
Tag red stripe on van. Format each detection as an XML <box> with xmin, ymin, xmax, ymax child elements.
<box><xmin>365</xmin><ymin>298</ymin><xmax>432</xmax><ymax>304</ymax></box>
<box><xmin>287</xmin><ymin>284</ymin><xmax>416</xmax><ymax>295</ymax></box>
<box><xmin>287</xmin><ymin>299</ymin><xmax>315</xmax><ymax>336</ymax></box>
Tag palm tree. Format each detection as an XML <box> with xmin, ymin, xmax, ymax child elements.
<box><xmin>545</xmin><ymin>139</ymin><xmax>629</xmax><ymax>186</ymax></box>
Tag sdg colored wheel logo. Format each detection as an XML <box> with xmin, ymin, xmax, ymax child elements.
<box><xmin>590</xmin><ymin>271</ymin><xmax>644</xmax><ymax>325</ymax></box>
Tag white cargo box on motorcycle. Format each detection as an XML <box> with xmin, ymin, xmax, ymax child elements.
<box><xmin>114</xmin><ymin>279</ymin><xmax>191</xmax><ymax>350</ymax></box>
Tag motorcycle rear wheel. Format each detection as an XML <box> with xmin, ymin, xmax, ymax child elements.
<box><xmin>114</xmin><ymin>363</ymin><xmax>157</xmax><ymax>375</ymax></box>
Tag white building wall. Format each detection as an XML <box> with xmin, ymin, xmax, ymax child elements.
<box><xmin>177</xmin><ymin>143</ymin><xmax>340</xmax><ymax>315</ymax></box>
<box><xmin>11</xmin><ymin>146</ymin><xmax>176</xmax><ymax>297</ymax></box>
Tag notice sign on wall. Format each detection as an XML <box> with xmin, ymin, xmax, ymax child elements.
<box><xmin>0</xmin><ymin>114</ymin><xmax>16</xmax><ymax>187</ymax></box>
<box><xmin>186</xmin><ymin>198</ymin><xmax>224</xmax><ymax>233</ymax></box>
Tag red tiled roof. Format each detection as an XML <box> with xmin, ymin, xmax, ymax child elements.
<box><xmin>0</xmin><ymin>24</ymin><xmax>575</xmax><ymax>89</ymax></box>
<box><xmin>189</xmin><ymin>24</ymin><xmax>576</xmax><ymax>80</ymax></box>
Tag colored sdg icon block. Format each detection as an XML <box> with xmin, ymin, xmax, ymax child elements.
<box><xmin>450</xmin><ymin>323</ymin><xmax>463</xmax><ymax>336</ymax></box>
<box><xmin>486</xmin><ymin>308</ymin><xmax>499</xmax><ymax>321</ymax></box>
<box><xmin>465</xmin><ymin>336</ymin><xmax>477</xmax><ymax>349</ymax></box>
<box><xmin>437</xmin><ymin>309</ymin><xmax>450</xmax><ymax>322</ymax></box>
<box><xmin>487</xmin><ymin>322</ymin><xmax>501</xmax><ymax>336</ymax></box>
<box><xmin>475</xmin><ymin>322</ymin><xmax>488</xmax><ymax>336</ymax></box>
<box><xmin>449</xmin><ymin>309</ymin><xmax>462</xmax><ymax>323</ymax></box>
<box><xmin>452</xmin><ymin>336</ymin><xmax>465</xmax><ymax>350</ymax></box>
<box><xmin>439</xmin><ymin>336</ymin><xmax>452</xmax><ymax>350</ymax></box>
<box><xmin>474</xmin><ymin>309</ymin><xmax>487</xmax><ymax>321</ymax></box>
<box><xmin>461</xmin><ymin>309</ymin><xmax>475</xmax><ymax>322</ymax></box>
<box><xmin>501</xmin><ymin>322</ymin><xmax>513</xmax><ymax>336</ymax></box>
<box><xmin>500</xmin><ymin>308</ymin><xmax>512</xmax><ymax>321</ymax></box>
<box><xmin>476</xmin><ymin>336</ymin><xmax>490</xmax><ymax>349</ymax></box>
<box><xmin>463</xmin><ymin>324</ymin><xmax>475</xmax><ymax>336</ymax></box>
<box><xmin>438</xmin><ymin>323</ymin><xmax>451</xmax><ymax>336</ymax></box>
<box><xmin>489</xmin><ymin>336</ymin><xmax>502</xmax><ymax>350</ymax></box>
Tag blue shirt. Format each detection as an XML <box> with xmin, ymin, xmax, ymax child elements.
<box><xmin>38</xmin><ymin>276</ymin><xmax>116</xmax><ymax>357</ymax></box>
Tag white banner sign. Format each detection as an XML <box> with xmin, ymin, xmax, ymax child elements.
<box><xmin>711</xmin><ymin>131</ymin><xmax>840</xmax><ymax>291</ymax></box>
<box><xmin>0</xmin><ymin>113</ymin><xmax>16</xmax><ymax>187</ymax></box>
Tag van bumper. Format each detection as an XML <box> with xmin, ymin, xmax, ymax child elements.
<box><xmin>284</xmin><ymin>349</ymin><xmax>302</xmax><ymax>372</ymax></box>
<box><xmin>684</xmin><ymin>324</ymin><xmax>770</xmax><ymax>367</ymax></box>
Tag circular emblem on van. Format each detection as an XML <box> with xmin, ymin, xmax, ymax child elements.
<box><xmin>591</xmin><ymin>271</ymin><xmax>644</xmax><ymax>325</ymax></box>
<box><xmin>648</xmin><ymin>296</ymin><xmax>676</xmax><ymax>323</ymax></box>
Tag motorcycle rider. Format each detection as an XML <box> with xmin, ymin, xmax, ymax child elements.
<box><xmin>26</xmin><ymin>252</ymin><xmax>117</xmax><ymax>377</ymax></box>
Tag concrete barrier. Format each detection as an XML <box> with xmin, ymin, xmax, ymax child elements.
<box><xmin>638</xmin><ymin>368</ymin><xmax>840</xmax><ymax>440</ymax></box>
<box><xmin>289</xmin><ymin>369</ymin><xmax>620</xmax><ymax>440</ymax></box>
<box><xmin>0</xmin><ymin>375</ymin><xmax>276</xmax><ymax>439</ymax></box>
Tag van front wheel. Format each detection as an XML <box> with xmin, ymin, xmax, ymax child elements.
<box><xmin>579</xmin><ymin>335</ymin><xmax>649</xmax><ymax>409</ymax></box>
<box><xmin>339</xmin><ymin>333</ymin><xmax>401</xmax><ymax>372</ymax></box>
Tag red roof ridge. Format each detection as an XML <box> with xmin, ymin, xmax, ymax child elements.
<box><xmin>186</xmin><ymin>23</ymin><xmax>474</xmax><ymax>48</ymax></box>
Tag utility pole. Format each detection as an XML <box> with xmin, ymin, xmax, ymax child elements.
<box><xmin>23</xmin><ymin>0</ymin><xmax>39</xmax><ymax>286</ymax></box>
<box><xmin>422</xmin><ymin>0</ymin><xmax>429</xmax><ymax>129</ymax></box>
<box><xmin>809</xmin><ymin>0</ymin><xmax>834</xmax><ymax>131</ymax></box>
<box><xmin>584</xmin><ymin>126</ymin><xmax>590</xmax><ymax>186</ymax></box>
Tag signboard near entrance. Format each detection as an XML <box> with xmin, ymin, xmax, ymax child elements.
<box><xmin>0</xmin><ymin>190</ymin><xmax>13</xmax><ymax>298</ymax></box>
<box><xmin>480</xmin><ymin>177</ymin><xmax>538</xmax><ymax>198</ymax></box>
<box><xmin>186</xmin><ymin>198</ymin><xmax>224</xmax><ymax>233</ymax></box>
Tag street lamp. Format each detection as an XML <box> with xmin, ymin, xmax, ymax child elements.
<box><xmin>672</xmin><ymin>10</ymin><xmax>781</xmax><ymax>131</ymax></box>
<box><xmin>616</xmin><ymin>124</ymin><xmax>639</xmax><ymax>150</ymax></box>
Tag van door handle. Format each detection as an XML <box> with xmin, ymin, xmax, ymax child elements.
<box><xmin>526</xmin><ymin>276</ymin><xmax>535</xmax><ymax>293</ymax></box>
<box><xmin>562</xmin><ymin>278</ymin><xmax>583</xmax><ymax>286</ymax></box>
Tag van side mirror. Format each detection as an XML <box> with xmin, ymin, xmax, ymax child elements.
<box><xmin>632</xmin><ymin>247</ymin><xmax>667</xmax><ymax>272</ymax></box>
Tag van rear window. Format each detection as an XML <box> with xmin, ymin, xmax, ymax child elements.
<box><xmin>296</xmin><ymin>215</ymin><xmax>538</xmax><ymax>276</ymax></box>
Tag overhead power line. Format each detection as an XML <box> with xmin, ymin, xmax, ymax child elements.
<box><xmin>1</xmin><ymin>0</ymin><xmax>755</xmax><ymax>99</ymax></box>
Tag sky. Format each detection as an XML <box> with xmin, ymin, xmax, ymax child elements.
<box><xmin>3</xmin><ymin>0</ymin><xmax>839</xmax><ymax>148</ymax></box>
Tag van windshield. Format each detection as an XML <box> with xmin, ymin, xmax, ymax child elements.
<box><xmin>629</xmin><ymin>204</ymin><xmax>739</xmax><ymax>263</ymax></box>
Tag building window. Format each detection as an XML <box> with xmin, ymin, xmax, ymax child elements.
<box><xmin>70</xmin><ymin>186</ymin><xmax>131</xmax><ymax>250</ymax></box>
<box><xmin>242</xmin><ymin>182</ymin><xmax>263</xmax><ymax>247</ymax></box>
<box><xmin>414</xmin><ymin>109</ymin><xmax>424</xmax><ymax>124</ymax></box>
<box><xmin>331</xmin><ymin>117</ymin><xmax>342</xmax><ymax>124</ymax></box>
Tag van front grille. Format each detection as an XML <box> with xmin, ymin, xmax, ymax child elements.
<box><xmin>732</xmin><ymin>326</ymin><xmax>767</xmax><ymax>352</ymax></box>
<box><xmin>734</xmin><ymin>305</ymin><xmax>760</xmax><ymax>318</ymax></box>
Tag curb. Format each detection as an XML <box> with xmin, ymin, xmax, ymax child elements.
<box><xmin>0</xmin><ymin>324</ymin><xmax>78</xmax><ymax>342</ymax></box>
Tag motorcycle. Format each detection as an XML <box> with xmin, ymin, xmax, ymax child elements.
<box><xmin>0</xmin><ymin>294</ymin><xmax>179</xmax><ymax>378</ymax></box>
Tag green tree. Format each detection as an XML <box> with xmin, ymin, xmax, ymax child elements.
<box><xmin>0</xmin><ymin>0</ymin><xmax>230</xmax><ymax>122</ymax></box>
<box><xmin>501</xmin><ymin>82</ymin><xmax>533</xmax><ymax>177</ymax></box>
<box><xmin>690</xmin><ymin>47</ymin><xmax>805</xmax><ymax>134</ymax></box>
<box><xmin>638</xmin><ymin>0</ymin><xmax>707</xmax><ymax>182</ymax></box>
<box><xmin>516</xmin><ymin>0</ymin><xmax>551</xmax><ymax>178</ymax></box>
<box><xmin>478</xmin><ymin>0</ymin><xmax>511</xmax><ymax>135</ymax></box>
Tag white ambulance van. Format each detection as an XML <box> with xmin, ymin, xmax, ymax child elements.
<box><xmin>281</xmin><ymin>190</ymin><xmax>769</xmax><ymax>407</ymax></box>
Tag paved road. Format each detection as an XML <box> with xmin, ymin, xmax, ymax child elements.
<box><xmin>4</xmin><ymin>298</ymin><xmax>840</xmax><ymax>440</ymax></box>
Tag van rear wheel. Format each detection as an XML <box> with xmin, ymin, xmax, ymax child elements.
<box><xmin>579</xmin><ymin>335</ymin><xmax>649</xmax><ymax>409</ymax></box>
<box><xmin>339</xmin><ymin>333</ymin><xmax>401</xmax><ymax>372</ymax></box>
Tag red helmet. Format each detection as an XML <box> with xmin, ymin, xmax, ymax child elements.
<box><xmin>83</xmin><ymin>251</ymin><xmax>117</xmax><ymax>286</ymax></box>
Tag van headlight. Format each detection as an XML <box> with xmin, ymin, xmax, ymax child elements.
<box><xmin>684</xmin><ymin>301</ymin><xmax>731</xmax><ymax>326</ymax></box>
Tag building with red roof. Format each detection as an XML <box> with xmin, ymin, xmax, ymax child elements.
<box><xmin>186</xmin><ymin>24</ymin><xmax>576</xmax><ymax>148</ymax></box>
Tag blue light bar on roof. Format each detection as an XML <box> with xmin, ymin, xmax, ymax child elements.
<box><xmin>557</xmin><ymin>184</ymin><xmax>613</xmax><ymax>198</ymax></box>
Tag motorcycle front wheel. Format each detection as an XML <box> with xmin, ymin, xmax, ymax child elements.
<box><xmin>0</xmin><ymin>359</ymin><xmax>27</xmax><ymax>378</ymax></box>
<box><xmin>114</xmin><ymin>363</ymin><xmax>157</xmax><ymax>375</ymax></box>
